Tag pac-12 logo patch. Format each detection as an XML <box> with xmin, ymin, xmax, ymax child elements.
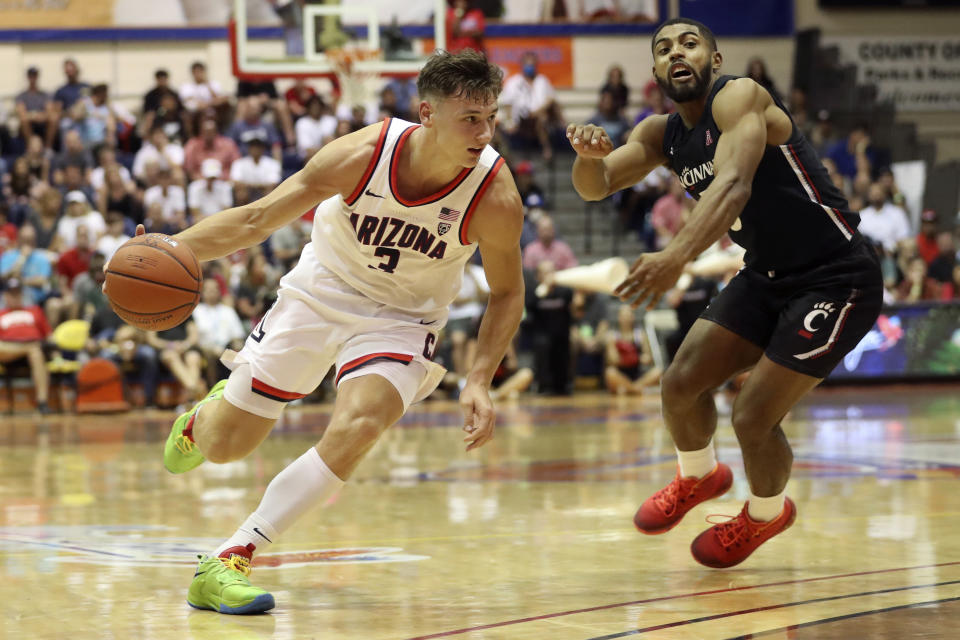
<box><xmin>799</xmin><ymin>301</ymin><xmax>835</xmax><ymax>338</ymax></box>
<box><xmin>437</xmin><ymin>222</ymin><xmax>451</xmax><ymax>235</ymax></box>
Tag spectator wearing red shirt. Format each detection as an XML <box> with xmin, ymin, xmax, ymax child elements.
<box><xmin>447</xmin><ymin>0</ymin><xmax>485</xmax><ymax>54</ymax></box>
<box><xmin>522</xmin><ymin>215</ymin><xmax>578</xmax><ymax>272</ymax></box>
<box><xmin>183</xmin><ymin>117</ymin><xmax>241</xmax><ymax>182</ymax></box>
<box><xmin>916</xmin><ymin>209</ymin><xmax>940</xmax><ymax>265</ymax></box>
<box><xmin>650</xmin><ymin>176</ymin><xmax>689</xmax><ymax>250</ymax></box>
<box><xmin>0</xmin><ymin>206</ymin><xmax>18</xmax><ymax>255</ymax></box>
<box><xmin>57</xmin><ymin>224</ymin><xmax>94</xmax><ymax>291</ymax></box>
<box><xmin>284</xmin><ymin>79</ymin><xmax>317</xmax><ymax>119</ymax></box>
<box><xmin>0</xmin><ymin>279</ymin><xmax>52</xmax><ymax>413</ymax></box>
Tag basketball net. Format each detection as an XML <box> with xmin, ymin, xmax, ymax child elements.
<box><xmin>326</xmin><ymin>46</ymin><xmax>382</xmax><ymax>110</ymax></box>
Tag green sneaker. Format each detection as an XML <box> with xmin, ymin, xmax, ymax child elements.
<box><xmin>187</xmin><ymin>545</ymin><xmax>275</xmax><ymax>614</ymax></box>
<box><xmin>164</xmin><ymin>379</ymin><xmax>228</xmax><ymax>474</ymax></box>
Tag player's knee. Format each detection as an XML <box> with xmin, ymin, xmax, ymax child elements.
<box><xmin>730</xmin><ymin>406</ymin><xmax>770</xmax><ymax>446</ymax></box>
<box><xmin>349</xmin><ymin>414</ymin><xmax>390</xmax><ymax>445</ymax></box>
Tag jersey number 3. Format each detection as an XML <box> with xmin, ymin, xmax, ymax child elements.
<box><xmin>371</xmin><ymin>247</ymin><xmax>400</xmax><ymax>274</ymax></box>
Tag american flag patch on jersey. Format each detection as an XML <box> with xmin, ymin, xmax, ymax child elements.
<box><xmin>438</xmin><ymin>207</ymin><xmax>461</xmax><ymax>221</ymax></box>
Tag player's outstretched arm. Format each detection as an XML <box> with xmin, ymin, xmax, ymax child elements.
<box><xmin>568</xmin><ymin>114</ymin><xmax>669</xmax><ymax>201</ymax></box>
<box><xmin>615</xmin><ymin>79</ymin><xmax>770</xmax><ymax>308</ymax></box>
<box><xmin>459</xmin><ymin>169</ymin><xmax>525</xmax><ymax>451</ymax></box>
<box><xmin>174</xmin><ymin>124</ymin><xmax>381</xmax><ymax>262</ymax></box>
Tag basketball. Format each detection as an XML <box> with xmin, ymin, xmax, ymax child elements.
<box><xmin>103</xmin><ymin>233</ymin><xmax>202</xmax><ymax>331</ymax></box>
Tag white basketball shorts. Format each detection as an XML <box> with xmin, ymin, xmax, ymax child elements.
<box><xmin>221</xmin><ymin>243</ymin><xmax>447</xmax><ymax>419</ymax></box>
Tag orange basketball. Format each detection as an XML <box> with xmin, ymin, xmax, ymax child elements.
<box><xmin>104</xmin><ymin>234</ymin><xmax>202</xmax><ymax>331</ymax></box>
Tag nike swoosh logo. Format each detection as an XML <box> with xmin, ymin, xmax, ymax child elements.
<box><xmin>365</xmin><ymin>189</ymin><xmax>384</xmax><ymax>198</ymax></box>
<box><xmin>419</xmin><ymin>319</ymin><xmax>436</xmax><ymax>325</ymax></box>
<box><xmin>193</xmin><ymin>570</ymin><xmax>206</xmax><ymax>577</ymax></box>
<box><xmin>253</xmin><ymin>527</ymin><xmax>273</xmax><ymax>542</ymax></box>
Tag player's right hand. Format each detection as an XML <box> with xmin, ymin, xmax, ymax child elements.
<box><xmin>135</xmin><ymin>224</ymin><xmax>145</xmax><ymax>236</ymax></box>
<box><xmin>566</xmin><ymin>124</ymin><xmax>614</xmax><ymax>159</ymax></box>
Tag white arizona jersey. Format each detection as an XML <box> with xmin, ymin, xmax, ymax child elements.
<box><xmin>310</xmin><ymin>117</ymin><xmax>506</xmax><ymax>316</ymax></box>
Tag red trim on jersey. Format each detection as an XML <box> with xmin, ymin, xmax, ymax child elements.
<box><xmin>807</xmin><ymin>302</ymin><xmax>855</xmax><ymax>360</ymax></box>
<box><xmin>335</xmin><ymin>352</ymin><xmax>413</xmax><ymax>384</ymax></box>
<box><xmin>344</xmin><ymin>118</ymin><xmax>391</xmax><ymax>206</ymax></box>
<box><xmin>459</xmin><ymin>156</ymin><xmax>505</xmax><ymax>245</ymax></box>
<box><xmin>251</xmin><ymin>378</ymin><xmax>307</xmax><ymax>402</ymax></box>
<box><xmin>831</xmin><ymin>206</ymin><xmax>856</xmax><ymax>236</ymax></box>
<box><xmin>788</xmin><ymin>144</ymin><xmax>823</xmax><ymax>203</ymax></box>
<box><xmin>389</xmin><ymin>125</ymin><xmax>473</xmax><ymax>207</ymax></box>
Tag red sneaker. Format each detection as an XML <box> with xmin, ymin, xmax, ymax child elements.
<box><xmin>634</xmin><ymin>463</ymin><xmax>734</xmax><ymax>535</ymax></box>
<box><xmin>690</xmin><ymin>497</ymin><xmax>797</xmax><ymax>568</ymax></box>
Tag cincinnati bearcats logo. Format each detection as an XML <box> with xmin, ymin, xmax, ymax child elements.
<box><xmin>798</xmin><ymin>302</ymin><xmax>835</xmax><ymax>339</ymax></box>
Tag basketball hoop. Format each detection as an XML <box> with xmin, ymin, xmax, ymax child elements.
<box><xmin>326</xmin><ymin>47</ymin><xmax>383</xmax><ymax>109</ymax></box>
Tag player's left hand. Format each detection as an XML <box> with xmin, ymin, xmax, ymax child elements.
<box><xmin>459</xmin><ymin>381</ymin><xmax>495</xmax><ymax>452</ymax></box>
<box><xmin>614</xmin><ymin>251</ymin><xmax>686</xmax><ymax>310</ymax></box>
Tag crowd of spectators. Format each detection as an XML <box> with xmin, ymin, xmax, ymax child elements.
<box><xmin>1</xmin><ymin>48</ymin><xmax>957</xmax><ymax>414</ymax></box>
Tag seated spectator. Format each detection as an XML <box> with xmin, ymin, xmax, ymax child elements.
<box><xmin>50</xmin><ymin>58</ymin><xmax>90</xmax><ymax>147</ymax></box>
<box><xmin>0</xmin><ymin>225</ymin><xmax>53</xmax><ymax>307</ymax></box>
<box><xmin>227</xmin><ymin>98</ymin><xmax>283</xmax><ymax>160</ymax></box>
<box><xmin>58</xmin><ymin>164</ymin><xmax>97</xmax><ymax>210</ymax></box>
<box><xmin>284</xmin><ymin>79</ymin><xmax>317</xmax><ymax>119</ymax></box>
<box><xmin>635</xmin><ymin>79</ymin><xmax>672</xmax><ymax>124</ymax></box>
<box><xmin>57</xmin><ymin>193</ymin><xmax>105</xmax><ymax>249</ymax></box>
<box><xmin>526</xmin><ymin>261</ymin><xmax>573</xmax><ymax>395</ymax></box>
<box><xmin>587</xmin><ymin>88</ymin><xmax>630</xmax><ymax>147</ymax></box>
<box><xmin>3</xmin><ymin>158</ymin><xmax>35</xmax><ymax>208</ymax></box>
<box><xmin>52</xmin><ymin>130</ymin><xmax>94</xmax><ymax>184</ymax></box>
<box><xmin>522</xmin><ymin>215</ymin><xmax>577</xmax><ymax>271</ymax></box>
<box><xmin>237</xmin><ymin>80</ymin><xmax>295</xmax><ymax>149</ymax></box>
<box><xmin>25</xmin><ymin>187</ymin><xmax>64</xmax><ymax>251</ymax></box>
<box><xmin>133</xmin><ymin>127</ymin><xmax>185</xmax><ymax>183</ymax></box>
<box><xmin>513</xmin><ymin>161</ymin><xmax>545</xmax><ymax>208</ymax></box>
<box><xmin>500</xmin><ymin>51</ymin><xmax>556</xmax><ymax>159</ymax></box>
<box><xmin>916</xmin><ymin>209</ymin><xmax>941</xmax><ymax>265</ymax></box>
<box><xmin>142</xmin><ymin>89</ymin><xmax>191</xmax><ymax>144</ymax></box>
<box><xmin>0</xmin><ymin>279</ymin><xmax>52</xmax><ymax>414</ymax></box>
<box><xmin>446</xmin><ymin>262</ymin><xmax>488</xmax><ymax>378</ymax></box>
<box><xmin>144</xmin><ymin>166</ymin><xmax>187</xmax><ymax>226</ymax></box>
<box><xmin>295</xmin><ymin>96</ymin><xmax>337</xmax><ymax>160</ymax></box>
<box><xmin>378</xmin><ymin>86</ymin><xmax>404</xmax><ymax>120</ymax></box>
<box><xmin>183</xmin><ymin>117</ymin><xmax>240</xmax><ymax>182</ymax></box>
<box><xmin>96</xmin><ymin>212</ymin><xmax>131</xmax><ymax>261</ymax></box>
<box><xmin>81</xmin><ymin>84</ymin><xmax>119</xmax><ymax>150</ymax></box>
<box><xmin>145</xmin><ymin>320</ymin><xmax>206</xmax><ymax>401</ymax></box>
<box><xmin>191</xmin><ymin>279</ymin><xmax>245</xmax><ymax>385</ymax></box>
<box><xmin>858</xmin><ymin>182</ymin><xmax>911</xmax><ymax>254</ymax></box>
<box><xmin>15</xmin><ymin>66</ymin><xmax>54</xmax><ymax>144</ymax></box>
<box><xmin>486</xmin><ymin>342</ymin><xmax>533</xmax><ymax>402</ymax></box>
<box><xmin>23</xmin><ymin>135</ymin><xmax>52</xmax><ymax>185</ymax></box>
<box><xmin>179</xmin><ymin>61</ymin><xmax>229</xmax><ymax>117</ymax></box>
<box><xmin>143</xmin><ymin>201</ymin><xmax>182</xmax><ymax>236</ymax></box>
<box><xmin>571</xmin><ymin>289</ymin><xmax>609</xmax><ymax>384</ymax></box>
<box><xmin>99</xmin><ymin>168</ymin><xmax>144</xmax><ymax>230</ymax></box>
<box><xmin>93</xmin><ymin>323</ymin><xmax>159</xmax><ymax>408</ymax></box>
<box><xmin>600</xmin><ymin>64</ymin><xmax>629</xmax><ymax>116</ymax></box>
<box><xmin>72</xmin><ymin>252</ymin><xmax>109</xmax><ymax>321</ymax></box>
<box><xmin>446</xmin><ymin>0</ymin><xmax>486</xmax><ymax>54</ymax></box>
<box><xmin>650</xmin><ymin>176</ymin><xmax>689</xmax><ymax>249</ymax></box>
<box><xmin>826</xmin><ymin>123</ymin><xmax>875</xmax><ymax>183</ymax></box>
<box><xmin>928</xmin><ymin>230</ymin><xmax>958</xmax><ymax>287</ymax></box>
<box><xmin>233</xmin><ymin>247</ymin><xmax>279</xmax><ymax>331</ymax></box>
<box><xmin>896</xmin><ymin>256</ymin><xmax>938</xmax><ymax>303</ymax></box>
<box><xmin>604</xmin><ymin>304</ymin><xmax>660</xmax><ymax>396</ymax></box>
<box><xmin>230</xmin><ymin>137</ymin><xmax>281</xmax><ymax>201</ymax></box>
<box><xmin>269</xmin><ymin>219</ymin><xmax>308</xmax><ymax>272</ymax></box>
<box><xmin>143</xmin><ymin>68</ymin><xmax>177</xmax><ymax>115</ymax></box>
<box><xmin>0</xmin><ymin>207</ymin><xmax>15</xmax><ymax>257</ymax></box>
<box><xmin>90</xmin><ymin>145</ymin><xmax>133</xmax><ymax>192</ymax></box>
<box><xmin>56</xmin><ymin>224</ymin><xmax>95</xmax><ymax>301</ymax></box>
<box><xmin>188</xmin><ymin>159</ymin><xmax>233</xmax><ymax>221</ymax></box>
<box><xmin>745</xmin><ymin>57</ymin><xmax>781</xmax><ymax>102</ymax></box>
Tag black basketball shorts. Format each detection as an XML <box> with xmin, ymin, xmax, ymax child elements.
<box><xmin>700</xmin><ymin>238</ymin><xmax>884</xmax><ymax>379</ymax></box>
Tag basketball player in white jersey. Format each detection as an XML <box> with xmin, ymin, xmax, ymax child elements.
<box><xmin>159</xmin><ymin>50</ymin><xmax>524</xmax><ymax>614</ymax></box>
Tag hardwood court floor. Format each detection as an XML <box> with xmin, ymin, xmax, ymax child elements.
<box><xmin>3</xmin><ymin>386</ymin><xmax>960</xmax><ymax>639</ymax></box>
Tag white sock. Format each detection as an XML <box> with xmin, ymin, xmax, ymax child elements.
<box><xmin>213</xmin><ymin>447</ymin><xmax>345</xmax><ymax>557</ymax></box>
<box><xmin>747</xmin><ymin>489</ymin><xmax>786</xmax><ymax>522</ymax></box>
<box><xmin>676</xmin><ymin>440</ymin><xmax>717</xmax><ymax>479</ymax></box>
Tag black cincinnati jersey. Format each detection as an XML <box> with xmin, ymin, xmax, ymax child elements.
<box><xmin>662</xmin><ymin>75</ymin><xmax>860</xmax><ymax>273</ymax></box>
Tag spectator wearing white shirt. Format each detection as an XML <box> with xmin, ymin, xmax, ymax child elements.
<box><xmin>144</xmin><ymin>166</ymin><xmax>187</xmax><ymax>224</ymax></box>
<box><xmin>188</xmin><ymin>158</ymin><xmax>233</xmax><ymax>221</ymax></box>
<box><xmin>56</xmin><ymin>191</ymin><xmax>106</xmax><ymax>249</ymax></box>
<box><xmin>858</xmin><ymin>182</ymin><xmax>911</xmax><ymax>254</ymax></box>
<box><xmin>95</xmin><ymin>211</ymin><xmax>131</xmax><ymax>261</ymax></box>
<box><xmin>90</xmin><ymin>145</ymin><xmax>133</xmax><ymax>192</ymax></box>
<box><xmin>192</xmin><ymin>279</ymin><xmax>245</xmax><ymax>384</ymax></box>
<box><xmin>133</xmin><ymin>127</ymin><xmax>185</xmax><ymax>182</ymax></box>
<box><xmin>500</xmin><ymin>51</ymin><xmax>556</xmax><ymax>159</ymax></box>
<box><xmin>178</xmin><ymin>61</ymin><xmax>229</xmax><ymax>114</ymax></box>
<box><xmin>230</xmin><ymin>137</ymin><xmax>281</xmax><ymax>201</ymax></box>
<box><xmin>295</xmin><ymin>95</ymin><xmax>337</xmax><ymax>160</ymax></box>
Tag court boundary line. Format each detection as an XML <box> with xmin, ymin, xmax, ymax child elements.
<box><xmin>403</xmin><ymin>561</ymin><xmax>960</xmax><ymax>639</ymax></box>
<box><xmin>581</xmin><ymin>579</ymin><xmax>960</xmax><ymax>638</ymax></box>
<box><xmin>726</xmin><ymin>595</ymin><xmax>960</xmax><ymax>639</ymax></box>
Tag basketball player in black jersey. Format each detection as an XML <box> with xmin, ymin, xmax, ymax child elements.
<box><xmin>568</xmin><ymin>18</ymin><xmax>883</xmax><ymax>568</ymax></box>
